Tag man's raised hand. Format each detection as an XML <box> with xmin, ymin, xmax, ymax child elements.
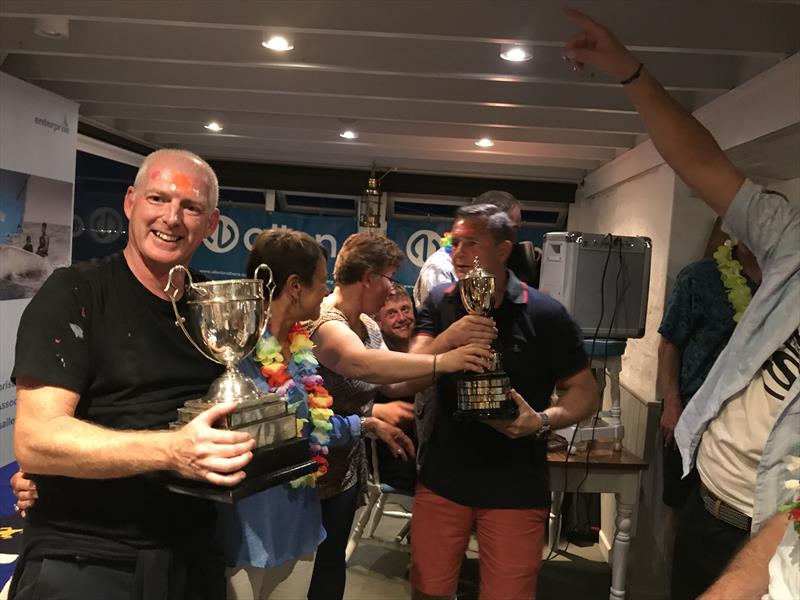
<box><xmin>563</xmin><ymin>7</ymin><xmax>640</xmax><ymax>81</ymax></box>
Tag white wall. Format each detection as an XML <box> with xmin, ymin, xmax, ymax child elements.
<box><xmin>665</xmin><ymin>181</ymin><xmax>718</xmax><ymax>292</ymax></box>
<box><xmin>568</xmin><ymin>163</ymin><xmax>676</xmax><ymax>402</ymax></box>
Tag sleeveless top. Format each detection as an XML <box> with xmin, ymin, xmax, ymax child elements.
<box><xmin>307</xmin><ymin>296</ymin><xmax>385</xmax><ymax>499</ymax></box>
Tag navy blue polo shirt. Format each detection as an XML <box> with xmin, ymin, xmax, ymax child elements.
<box><xmin>415</xmin><ymin>271</ymin><xmax>588</xmax><ymax>508</ymax></box>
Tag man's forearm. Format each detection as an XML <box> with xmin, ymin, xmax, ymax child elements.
<box><xmin>15</xmin><ymin>415</ymin><xmax>174</xmax><ymax>478</ymax></box>
<box><xmin>657</xmin><ymin>337</ymin><xmax>682</xmax><ymax>409</ymax></box>
<box><xmin>411</xmin><ymin>333</ymin><xmax>452</xmax><ymax>355</ymax></box>
<box><xmin>547</xmin><ymin>369</ymin><xmax>598</xmax><ymax>430</ymax></box>
<box><xmin>622</xmin><ymin>70</ymin><xmax>744</xmax><ymax>217</ymax></box>
<box><xmin>699</xmin><ymin>513</ymin><xmax>788</xmax><ymax>600</ymax></box>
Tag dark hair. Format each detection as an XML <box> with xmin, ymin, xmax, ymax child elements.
<box><xmin>246</xmin><ymin>229</ymin><xmax>329</xmax><ymax>297</ymax></box>
<box><xmin>333</xmin><ymin>232</ymin><xmax>404</xmax><ymax>285</ymax></box>
<box><xmin>455</xmin><ymin>203</ymin><xmax>514</xmax><ymax>243</ymax></box>
<box><xmin>472</xmin><ymin>190</ymin><xmax>520</xmax><ymax>214</ymax></box>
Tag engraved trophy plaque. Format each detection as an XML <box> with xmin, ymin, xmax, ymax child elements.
<box><xmin>159</xmin><ymin>264</ymin><xmax>316</xmax><ymax>502</ymax></box>
<box><xmin>454</xmin><ymin>258</ymin><xmax>517</xmax><ymax>420</ymax></box>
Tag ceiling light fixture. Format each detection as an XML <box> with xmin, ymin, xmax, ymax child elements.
<box><xmin>262</xmin><ymin>35</ymin><xmax>294</xmax><ymax>52</ymax></box>
<box><xmin>500</xmin><ymin>45</ymin><xmax>533</xmax><ymax>62</ymax></box>
<box><xmin>204</xmin><ymin>121</ymin><xmax>223</xmax><ymax>132</ymax></box>
<box><xmin>475</xmin><ymin>138</ymin><xmax>494</xmax><ymax>148</ymax></box>
<box><xmin>339</xmin><ymin>129</ymin><xmax>358</xmax><ymax>140</ymax></box>
<box><xmin>34</xmin><ymin>16</ymin><xmax>69</xmax><ymax>39</ymax></box>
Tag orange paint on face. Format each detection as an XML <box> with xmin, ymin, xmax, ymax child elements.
<box><xmin>172</xmin><ymin>172</ymin><xmax>194</xmax><ymax>190</ymax></box>
<box><xmin>148</xmin><ymin>168</ymin><xmax>204</xmax><ymax>199</ymax></box>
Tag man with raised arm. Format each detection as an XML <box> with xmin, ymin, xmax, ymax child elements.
<box><xmin>563</xmin><ymin>9</ymin><xmax>799</xmax><ymax>599</ymax></box>
<box><xmin>9</xmin><ymin>149</ymin><xmax>255</xmax><ymax>599</ymax></box>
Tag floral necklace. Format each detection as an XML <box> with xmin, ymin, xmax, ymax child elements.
<box><xmin>713</xmin><ymin>240</ymin><xmax>752</xmax><ymax>323</ymax></box>
<box><xmin>440</xmin><ymin>231</ymin><xmax>453</xmax><ymax>255</ymax></box>
<box><xmin>253</xmin><ymin>322</ymin><xmax>334</xmax><ymax>488</ymax></box>
<box><xmin>781</xmin><ymin>447</ymin><xmax>800</xmax><ymax>536</ymax></box>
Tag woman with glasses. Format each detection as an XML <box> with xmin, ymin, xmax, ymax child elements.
<box><xmin>306</xmin><ymin>231</ymin><xmax>492</xmax><ymax>600</ymax></box>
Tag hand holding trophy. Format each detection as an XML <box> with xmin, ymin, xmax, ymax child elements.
<box><xmin>160</xmin><ymin>264</ymin><xmax>316</xmax><ymax>502</ymax></box>
<box><xmin>455</xmin><ymin>257</ymin><xmax>518</xmax><ymax>419</ymax></box>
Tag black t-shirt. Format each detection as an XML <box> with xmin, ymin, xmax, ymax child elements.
<box><xmin>415</xmin><ymin>273</ymin><xmax>587</xmax><ymax>508</ymax></box>
<box><xmin>12</xmin><ymin>253</ymin><xmax>224</xmax><ymax>558</ymax></box>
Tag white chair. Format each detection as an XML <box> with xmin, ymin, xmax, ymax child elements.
<box><xmin>345</xmin><ymin>440</ymin><xmax>414</xmax><ymax>563</ymax></box>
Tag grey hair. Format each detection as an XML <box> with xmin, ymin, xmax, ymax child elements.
<box><xmin>455</xmin><ymin>203</ymin><xmax>514</xmax><ymax>243</ymax></box>
<box><xmin>472</xmin><ymin>190</ymin><xmax>519</xmax><ymax>215</ymax></box>
<box><xmin>133</xmin><ymin>149</ymin><xmax>219</xmax><ymax>210</ymax></box>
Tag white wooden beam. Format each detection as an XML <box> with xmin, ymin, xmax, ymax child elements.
<box><xmin>582</xmin><ymin>53</ymin><xmax>800</xmax><ymax>198</ymax></box>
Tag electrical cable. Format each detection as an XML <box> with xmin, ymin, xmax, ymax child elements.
<box><xmin>545</xmin><ymin>233</ymin><xmax>615</xmax><ymax>560</ymax></box>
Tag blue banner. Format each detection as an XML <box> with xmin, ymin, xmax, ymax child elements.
<box><xmin>191</xmin><ymin>205</ymin><xmax>358</xmax><ymax>283</ymax></box>
<box><xmin>387</xmin><ymin>220</ymin><xmax>450</xmax><ymax>289</ymax></box>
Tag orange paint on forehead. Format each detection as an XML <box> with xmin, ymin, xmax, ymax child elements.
<box><xmin>147</xmin><ymin>168</ymin><xmax>204</xmax><ymax>197</ymax></box>
<box><xmin>172</xmin><ymin>172</ymin><xmax>194</xmax><ymax>190</ymax></box>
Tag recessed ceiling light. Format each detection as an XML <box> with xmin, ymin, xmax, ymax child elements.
<box><xmin>204</xmin><ymin>121</ymin><xmax>223</xmax><ymax>132</ymax></box>
<box><xmin>262</xmin><ymin>35</ymin><xmax>294</xmax><ymax>52</ymax></box>
<box><xmin>340</xmin><ymin>129</ymin><xmax>359</xmax><ymax>140</ymax></box>
<box><xmin>34</xmin><ymin>16</ymin><xmax>69</xmax><ymax>39</ymax></box>
<box><xmin>475</xmin><ymin>138</ymin><xmax>494</xmax><ymax>148</ymax></box>
<box><xmin>500</xmin><ymin>45</ymin><xmax>533</xmax><ymax>62</ymax></box>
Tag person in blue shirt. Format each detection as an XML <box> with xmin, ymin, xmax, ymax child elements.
<box><xmin>564</xmin><ymin>9</ymin><xmax>799</xmax><ymax>600</ymax></box>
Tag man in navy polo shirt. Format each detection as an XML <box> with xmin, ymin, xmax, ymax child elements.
<box><xmin>408</xmin><ymin>203</ymin><xmax>598</xmax><ymax>600</ymax></box>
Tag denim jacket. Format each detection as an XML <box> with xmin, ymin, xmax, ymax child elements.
<box><xmin>675</xmin><ymin>179</ymin><xmax>800</xmax><ymax>532</ymax></box>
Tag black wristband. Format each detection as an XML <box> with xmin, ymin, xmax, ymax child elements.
<box><xmin>620</xmin><ymin>62</ymin><xmax>644</xmax><ymax>85</ymax></box>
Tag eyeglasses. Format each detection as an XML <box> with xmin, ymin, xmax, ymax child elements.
<box><xmin>373</xmin><ymin>272</ymin><xmax>401</xmax><ymax>287</ymax></box>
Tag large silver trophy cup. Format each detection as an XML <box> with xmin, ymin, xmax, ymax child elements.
<box><xmin>159</xmin><ymin>265</ymin><xmax>316</xmax><ymax>503</ymax></box>
<box><xmin>454</xmin><ymin>258</ymin><xmax>517</xmax><ymax>420</ymax></box>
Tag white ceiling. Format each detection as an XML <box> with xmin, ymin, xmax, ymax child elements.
<box><xmin>1</xmin><ymin>1</ymin><xmax>798</xmax><ymax>184</ymax></box>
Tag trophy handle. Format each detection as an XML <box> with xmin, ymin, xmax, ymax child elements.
<box><xmin>164</xmin><ymin>264</ymin><xmax>224</xmax><ymax>366</ymax></box>
<box><xmin>254</xmin><ymin>263</ymin><xmax>276</xmax><ymax>335</ymax></box>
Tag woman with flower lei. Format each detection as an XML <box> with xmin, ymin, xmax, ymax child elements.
<box><xmin>217</xmin><ymin>229</ymin><xmax>416</xmax><ymax>600</ymax></box>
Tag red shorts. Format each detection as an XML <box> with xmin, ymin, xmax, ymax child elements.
<box><xmin>410</xmin><ymin>484</ymin><xmax>548</xmax><ymax>600</ymax></box>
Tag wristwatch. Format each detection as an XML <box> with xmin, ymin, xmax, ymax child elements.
<box><xmin>535</xmin><ymin>411</ymin><xmax>551</xmax><ymax>438</ymax></box>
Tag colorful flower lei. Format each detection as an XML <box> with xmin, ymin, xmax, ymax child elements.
<box><xmin>713</xmin><ymin>240</ymin><xmax>752</xmax><ymax>322</ymax></box>
<box><xmin>440</xmin><ymin>232</ymin><xmax>453</xmax><ymax>255</ymax></box>
<box><xmin>779</xmin><ymin>446</ymin><xmax>800</xmax><ymax>535</ymax></box>
<box><xmin>253</xmin><ymin>323</ymin><xmax>334</xmax><ymax>487</ymax></box>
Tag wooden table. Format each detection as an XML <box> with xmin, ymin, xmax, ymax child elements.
<box><xmin>548</xmin><ymin>442</ymin><xmax>648</xmax><ymax>600</ymax></box>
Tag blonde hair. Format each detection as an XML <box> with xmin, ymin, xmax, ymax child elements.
<box><xmin>333</xmin><ymin>232</ymin><xmax>404</xmax><ymax>285</ymax></box>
